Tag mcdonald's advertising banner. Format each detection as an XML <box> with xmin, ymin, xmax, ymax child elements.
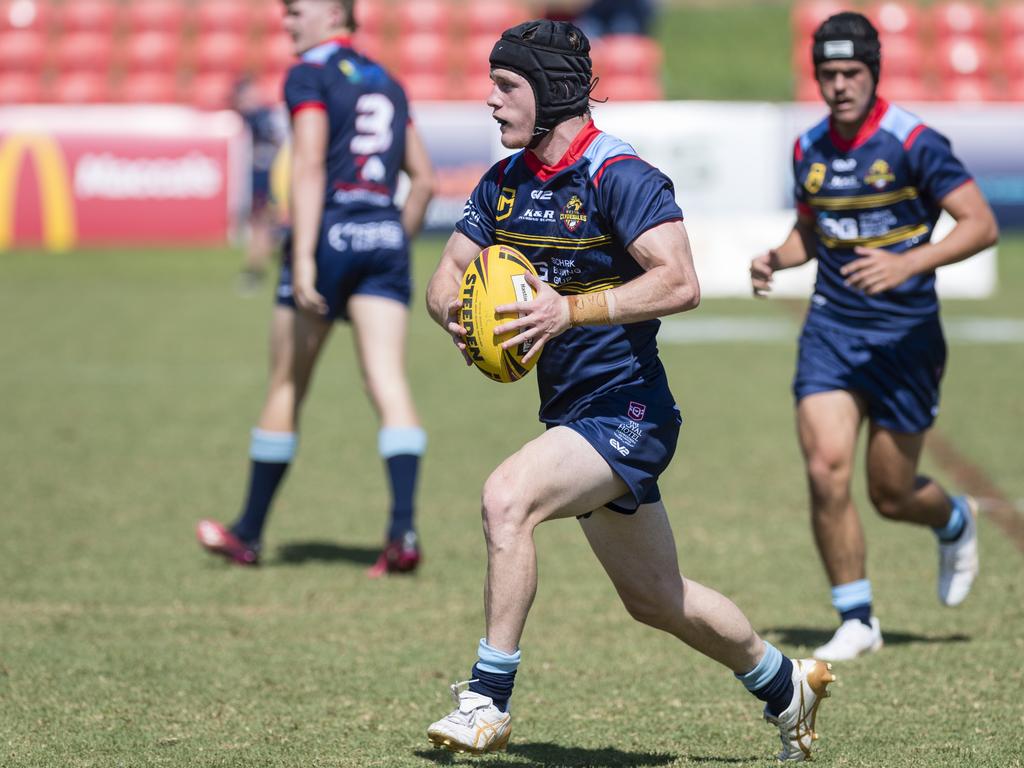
<box><xmin>0</xmin><ymin>106</ymin><xmax>247</xmax><ymax>251</ymax></box>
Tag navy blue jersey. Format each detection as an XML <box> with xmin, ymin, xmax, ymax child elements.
<box><xmin>284</xmin><ymin>35</ymin><xmax>408</xmax><ymax>219</ymax></box>
<box><xmin>456</xmin><ymin>121</ymin><xmax>684</xmax><ymax>424</ymax></box>
<box><xmin>794</xmin><ymin>98</ymin><xmax>972</xmax><ymax>330</ymax></box>
<box><xmin>241</xmin><ymin>106</ymin><xmax>286</xmax><ymax>173</ymax></box>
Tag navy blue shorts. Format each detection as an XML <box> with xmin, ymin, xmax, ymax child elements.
<box><xmin>793</xmin><ymin>316</ymin><xmax>947</xmax><ymax>434</ymax></box>
<box><xmin>252</xmin><ymin>169</ymin><xmax>271</xmax><ymax>212</ymax></box>
<box><xmin>276</xmin><ymin>212</ymin><xmax>410</xmax><ymax>323</ymax></box>
<box><xmin>563</xmin><ymin>378</ymin><xmax>682</xmax><ymax>514</ymax></box>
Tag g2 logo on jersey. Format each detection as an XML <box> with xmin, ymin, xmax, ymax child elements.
<box><xmin>804</xmin><ymin>162</ymin><xmax>826</xmax><ymax>194</ymax></box>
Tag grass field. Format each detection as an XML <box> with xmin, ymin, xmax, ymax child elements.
<box><xmin>1</xmin><ymin>232</ymin><xmax>1022</xmax><ymax>767</ymax></box>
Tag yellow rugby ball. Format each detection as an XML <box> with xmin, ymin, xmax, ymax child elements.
<box><xmin>459</xmin><ymin>244</ymin><xmax>541</xmax><ymax>383</ymax></box>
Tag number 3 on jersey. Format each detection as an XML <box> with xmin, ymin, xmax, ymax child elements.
<box><xmin>351</xmin><ymin>93</ymin><xmax>394</xmax><ymax>155</ymax></box>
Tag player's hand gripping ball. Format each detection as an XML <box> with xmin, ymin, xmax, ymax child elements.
<box><xmin>459</xmin><ymin>245</ymin><xmax>542</xmax><ymax>383</ymax></box>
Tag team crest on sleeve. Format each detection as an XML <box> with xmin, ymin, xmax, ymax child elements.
<box><xmin>804</xmin><ymin>163</ymin><xmax>826</xmax><ymax>194</ymax></box>
<box><xmin>864</xmin><ymin>159</ymin><xmax>895</xmax><ymax>190</ymax></box>
<box><xmin>560</xmin><ymin>194</ymin><xmax>588</xmax><ymax>232</ymax></box>
<box><xmin>495</xmin><ymin>186</ymin><xmax>516</xmax><ymax>221</ymax></box>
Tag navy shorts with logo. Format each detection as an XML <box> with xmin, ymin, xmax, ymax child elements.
<box><xmin>793</xmin><ymin>314</ymin><xmax>947</xmax><ymax>434</ymax></box>
<box><xmin>563</xmin><ymin>377</ymin><xmax>682</xmax><ymax>514</ymax></box>
<box><xmin>276</xmin><ymin>210</ymin><xmax>410</xmax><ymax>322</ymax></box>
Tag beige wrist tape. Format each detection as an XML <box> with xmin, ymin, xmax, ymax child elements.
<box><xmin>568</xmin><ymin>290</ymin><xmax>617</xmax><ymax>327</ymax></box>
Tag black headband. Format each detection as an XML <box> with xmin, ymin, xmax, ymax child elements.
<box><xmin>812</xmin><ymin>12</ymin><xmax>881</xmax><ymax>84</ymax></box>
<box><xmin>489</xmin><ymin>20</ymin><xmax>593</xmax><ymax>134</ymax></box>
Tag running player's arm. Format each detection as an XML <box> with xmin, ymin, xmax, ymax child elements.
<box><xmin>751</xmin><ymin>214</ymin><xmax>817</xmax><ymax>297</ymax></box>
<box><xmin>289</xmin><ymin>106</ymin><xmax>329</xmax><ymax>314</ymax></box>
<box><xmin>426</xmin><ymin>231</ymin><xmax>479</xmax><ymax>362</ymax></box>
<box><xmin>400</xmin><ymin>122</ymin><xmax>435</xmax><ymax>239</ymax></box>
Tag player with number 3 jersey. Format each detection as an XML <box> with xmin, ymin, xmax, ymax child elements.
<box><xmin>197</xmin><ymin>0</ymin><xmax>435</xmax><ymax>577</ymax></box>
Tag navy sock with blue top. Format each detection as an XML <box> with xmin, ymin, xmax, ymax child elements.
<box><xmin>736</xmin><ymin>642</ymin><xmax>794</xmax><ymax>718</ymax></box>
<box><xmin>379</xmin><ymin>427</ymin><xmax>426</xmax><ymax>541</ymax></box>
<box><xmin>231</xmin><ymin>429</ymin><xmax>296</xmax><ymax>544</ymax></box>
<box><xmin>933</xmin><ymin>495</ymin><xmax>967</xmax><ymax>543</ymax></box>
<box><xmin>832</xmin><ymin>579</ymin><xmax>873</xmax><ymax>628</ymax></box>
<box><xmin>467</xmin><ymin>639</ymin><xmax>520</xmax><ymax>712</ymax></box>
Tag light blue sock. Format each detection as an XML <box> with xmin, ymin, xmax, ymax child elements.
<box><xmin>933</xmin><ymin>496</ymin><xmax>966</xmax><ymax>542</ymax></box>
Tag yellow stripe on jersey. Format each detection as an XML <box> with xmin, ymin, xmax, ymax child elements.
<box><xmin>809</xmin><ymin>186</ymin><xmax>919</xmax><ymax>211</ymax></box>
<box><xmin>555</xmin><ymin>279</ymin><xmax>623</xmax><ymax>294</ymax></box>
<box><xmin>496</xmin><ymin>230</ymin><xmax>613</xmax><ymax>249</ymax></box>
<box><xmin>816</xmin><ymin>223</ymin><xmax>930</xmax><ymax>249</ymax></box>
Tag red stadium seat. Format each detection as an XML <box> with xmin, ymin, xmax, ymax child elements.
<box><xmin>792</xmin><ymin>0</ymin><xmax>847</xmax><ymax>38</ymax></box>
<box><xmin>400</xmin><ymin>72</ymin><xmax>449</xmax><ymax>101</ymax></box>
<box><xmin>251</xmin><ymin>0</ymin><xmax>285</xmax><ymax>36</ymax></box>
<box><xmin>125</xmin><ymin>0</ymin><xmax>186</xmax><ymax>33</ymax></box>
<box><xmin>190</xmin><ymin>71</ymin><xmax>234</xmax><ymax>110</ymax></box>
<box><xmin>61</xmin><ymin>0</ymin><xmax>116</xmax><ymax>33</ymax></box>
<box><xmin>879</xmin><ymin>34</ymin><xmax>925</xmax><ymax>78</ymax></box>
<box><xmin>465</xmin><ymin>33</ymin><xmax>497</xmax><ymax>76</ymax></box>
<box><xmin>1003</xmin><ymin>35</ymin><xmax>1024</xmax><ymax>78</ymax></box>
<box><xmin>256</xmin><ymin>70</ymin><xmax>285</xmax><ymax>105</ymax></box>
<box><xmin>0</xmin><ymin>30</ymin><xmax>46</xmax><ymax>72</ymax></box>
<box><xmin>796</xmin><ymin>76</ymin><xmax>821</xmax><ymax>102</ymax></box>
<box><xmin>791</xmin><ymin>43</ymin><xmax>814</xmax><ymax>78</ymax></box>
<box><xmin>119</xmin><ymin>71</ymin><xmax>179</xmax><ymax>102</ymax></box>
<box><xmin>932</xmin><ymin>2</ymin><xmax>990</xmax><ymax>39</ymax></box>
<box><xmin>256</xmin><ymin>32</ymin><xmax>295</xmax><ymax>74</ymax></box>
<box><xmin>353</xmin><ymin>32</ymin><xmax>390</xmax><ymax>68</ymax></box>
<box><xmin>866</xmin><ymin>1</ymin><xmax>922</xmax><ymax>38</ymax></box>
<box><xmin>51</xmin><ymin>70</ymin><xmax>110</xmax><ymax>102</ymax></box>
<box><xmin>122</xmin><ymin>31</ymin><xmax>182</xmax><ymax>73</ymax></box>
<box><xmin>192</xmin><ymin>31</ymin><xmax>250</xmax><ymax>75</ymax></box>
<box><xmin>195</xmin><ymin>0</ymin><xmax>248</xmax><ymax>34</ymax></box>
<box><xmin>0</xmin><ymin>72</ymin><xmax>42</xmax><ymax>102</ymax></box>
<box><xmin>466</xmin><ymin>0</ymin><xmax>528</xmax><ymax>37</ymax></box>
<box><xmin>935</xmin><ymin>37</ymin><xmax>993</xmax><ymax>79</ymax></box>
<box><xmin>591</xmin><ymin>35</ymin><xmax>662</xmax><ymax>79</ymax></box>
<box><xmin>940</xmin><ymin>76</ymin><xmax>1001</xmax><ymax>101</ymax></box>
<box><xmin>354</xmin><ymin>0</ymin><xmax>387</xmax><ymax>36</ymax></box>
<box><xmin>879</xmin><ymin>75</ymin><xmax>930</xmax><ymax>101</ymax></box>
<box><xmin>396</xmin><ymin>32</ymin><xmax>449</xmax><ymax>76</ymax></box>
<box><xmin>395</xmin><ymin>0</ymin><xmax>451</xmax><ymax>36</ymax></box>
<box><xmin>1007</xmin><ymin>75</ymin><xmax>1024</xmax><ymax>101</ymax></box>
<box><xmin>592</xmin><ymin>75</ymin><xmax>663</xmax><ymax>102</ymax></box>
<box><xmin>55</xmin><ymin>32</ymin><xmax>113</xmax><ymax>73</ymax></box>
<box><xmin>1</xmin><ymin>0</ymin><xmax>51</xmax><ymax>33</ymax></box>
<box><xmin>997</xmin><ymin>2</ymin><xmax>1024</xmax><ymax>40</ymax></box>
<box><xmin>456</xmin><ymin>72</ymin><xmax>495</xmax><ymax>101</ymax></box>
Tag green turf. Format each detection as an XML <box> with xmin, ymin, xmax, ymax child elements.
<box><xmin>1</xmin><ymin>234</ymin><xmax>1022</xmax><ymax>766</ymax></box>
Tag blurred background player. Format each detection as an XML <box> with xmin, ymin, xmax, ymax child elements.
<box><xmin>197</xmin><ymin>0</ymin><xmax>435</xmax><ymax>575</ymax></box>
<box><xmin>543</xmin><ymin>0</ymin><xmax>657</xmax><ymax>39</ymax></box>
<box><xmin>425</xmin><ymin>21</ymin><xmax>834</xmax><ymax>762</ymax></box>
<box><xmin>233</xmin><ymin>75</ymin><xmax>287</xmax><ymax>294</ymax></box>
<box><xmin>750</xmin><ymin>12</ymin><xmax>998</xmax><ymax>662</ymax></box>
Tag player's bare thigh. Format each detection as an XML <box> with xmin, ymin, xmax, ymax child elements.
<box><xmin>483</xmin><ymin>425</ymin><xmax>630</xmax><ymax>529</ymax></box>
<box><xmin>347</xmin><ymin>294</ymin><xmax>418</xmax><ymax>426</ymax></box>
<box><xmin>796</xmin><ymin>390</ymin><xmax>866</xmax><ymax>478</ymax></box>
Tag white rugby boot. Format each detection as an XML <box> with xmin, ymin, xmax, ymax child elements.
<box><xmin>427</xmin><ymin>681</ymin><xmax>512</xmax><ymax>754</ymax></box>
<box><xmin>812</xmin><ymin>618</ymin><xmax>883</xmax><ymax>662</ymax></box>
<box><xmin>938</xmin><ymin>495</ymin><xmax>979</xmax><ymax>607</ymax></box>
<box><xmin>764</xmin><ymin>658</ymin><xmax>836</xmax><ymax>762</ymax></box>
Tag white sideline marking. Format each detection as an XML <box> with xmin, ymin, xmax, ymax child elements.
<box><xmin>659</xmin><ymin>317</ymin><xmax>1024</xmax><ymax>344</ymax></box>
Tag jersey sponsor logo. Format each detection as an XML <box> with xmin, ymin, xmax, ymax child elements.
<box><xmin>559</xmin><ymin>194</ymin><xmax>587</xmax><ymax>232</ymax></box>
<box><xmin>627</xmin><ymin>401</ymin><xmax>647</xmax><ymax>421</ymax></box>
<box><xmin>518</xmin><ymin>208</ymin><xmax>555</xmax><ymax>221</ymax></box>
<box><xmin>614</xmin><ymin>420</ymin><xmax>643</xmax><ymax>448</ymax></box>
<box><xmin>462</xmin><ymin>198</ymin><xmax>482</xmax><ymax>225</ymax></box>
<box><xmin>0</xmin><ymin>133</ymin><xmax>76</xmax><ymax>251</ymax></box>
<box><xmin>495</xmin><ymin>186</ymin><xmax>516</xmax><ymax>221</ymax></box>
<box><xmin>327</xmin><ymin>220</ymin><xmax>403</xmax><ymax>252</ymax></box>
<box><xmin>530</xmin><ymin>189</ymin><xmax>553</xmax><ymax>200</ymax></box>
<box><xmin>828</xmin><ymin>174</ymin><xmax>861</xmax><ymax>190</ymax></box>
<box><xmin>864</xmin><ymin>159</ymin><xmax>895</xmax><ymax>190</ymax></box>
<box><xmin>609</xmin><ymin>438</ymin><xmax>630</xmax><ymax>456</ymax></box>
<box><xmin>832</xmin><ymin>157</ymin><xmax>857</xmax><ymax>172</ymax></box>
<box><xmin>804</xmin><ymin>162</ymin><xmax>826</xmax><ymax>194</ymax></box>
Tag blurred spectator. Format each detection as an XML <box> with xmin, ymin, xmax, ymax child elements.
<box><xmin>233</xmin><ymin>76</ymin><xmax>287</xmax><ymax>292</ymax></box>
<box><xmin>544</xmin><ymin>0</ymin><xmax>657</xmax><ymax>38</ymax></box>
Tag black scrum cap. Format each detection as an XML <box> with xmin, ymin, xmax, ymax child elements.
<box><xmin>489</xmin><ymin>20</ymin><xmax>593</xmax><ymax>134</ymax></box>
<box><xmin>812</xmin><ymin>12</ymin><xmax>882</xmax><ymax>84</ymax></box>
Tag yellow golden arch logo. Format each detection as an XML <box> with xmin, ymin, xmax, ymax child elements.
<box><xmin>803</xmin><ymin>162</ymin><xmax>826</xmax><ymax>195</ymax></box>
<box><xmin>0</xmin><ymin>133</ymin><xmax>77</xmax><ymax>252</ymax></box>
<box><xmin>495</xmin><ymin>186</ymin><xmax>516</xmax><ymax>221</ymax></box>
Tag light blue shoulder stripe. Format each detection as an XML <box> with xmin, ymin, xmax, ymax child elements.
<box><xmin>302</xmin><ymin>40</ymin><xmax>341</xmax><ymax>65</ymax></box>
<box><xmin>799</xmin><ymin>116</ymin><xmax>830</xmax><ymax>154</ymax></box>
<box><xmin>503</xmin><ymin>150</ymin><xmax>524</xmax><ymax>176</ymax></box>
<box><xmin>879</xmin><ymin>103</ymin><xmax>922</xmax><ymax>143</ymax></box>
<box><xmin>582</xmin><ymin>132</ymin><xmax>637</xmax><ymax>179</ymax></box>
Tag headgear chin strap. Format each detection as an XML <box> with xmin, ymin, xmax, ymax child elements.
<box><xmin>489</xmin><ymin>20</ymin><xmax>593</xmax><ymax>137</ymax></box>
<box><xmin>812</xmin><ymin>11</ymin><xmax>881</xmax><ymax>86</ymax></box>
